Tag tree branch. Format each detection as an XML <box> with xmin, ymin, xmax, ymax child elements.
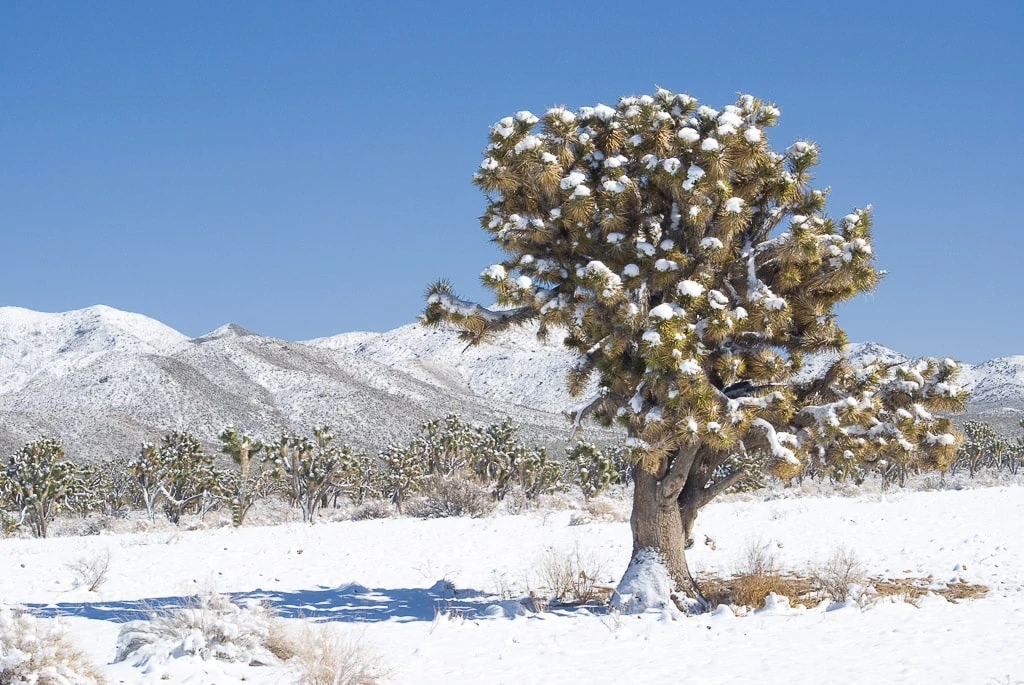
<box><xmin>565</xmin><ymin>391</ymin><xmax>607</xmax><ymax>437</ymax></box>
<box><xmin>698</xmin><ymin>468</ymin><xmax>746</xmax><ymax>508</ymax></box>
<box><xmin>659</xmin><ymin>442</ymin><xmax>700</xmax><ymax>501</ymax></box>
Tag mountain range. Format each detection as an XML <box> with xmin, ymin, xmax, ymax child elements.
<box><xmin>0</xmin><ymin>305</ymin><xmax>1021</xmax><ymax>461</ymax></box>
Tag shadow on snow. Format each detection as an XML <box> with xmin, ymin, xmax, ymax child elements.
<box><xmin>24</xmin><ymin>581</ymin><xmax>606</xmax><ymax>623</ymax></box>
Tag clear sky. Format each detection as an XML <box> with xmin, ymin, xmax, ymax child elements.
<box><xmin>2</xmin><ymin>1</ymin><xmax>1021</xmax><ymax>362</ymax></box>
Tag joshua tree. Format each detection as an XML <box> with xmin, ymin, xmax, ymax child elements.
<box><xmin>219</xmin><ymin>426</ymin><xmax>275</xmax><ymax>526</ymax></box>
<box><xmin>424</xmin><ymin>88</ymin><xmax>965</xmax><ymax>612</ymax></box>
<box><xmin>129</xmin><ymin>431</ymin><xmax>224</xmax><ymax>524</ymax></box>
<box><xmin>0</xmin><ymin>438</ymin><xmax>83</xmax><ymax>537</ymax></box>
<box><xmin>265</xmin><ymin>426</ymin><xmax>355</xmax><ymax>522</ymax></box>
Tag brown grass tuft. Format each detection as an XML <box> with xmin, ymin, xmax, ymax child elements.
<box><xmin>291</xmin><ymin>623</ymin><xmax>390</xmax><ymax>685</ymax></box>
<box><xmin>537</xmin><ymin>546</ymin><xmax>610</xmax><ymax>606</ymax></box>
<box><xmin>697</xmin><ymin>542</ymin><xmax>988</xmax><ymax>609</ymax></box>
<box><xmin>869</xmin><ymin>577</ymin><xmax>988</xmax><ymax>604</ymax></box>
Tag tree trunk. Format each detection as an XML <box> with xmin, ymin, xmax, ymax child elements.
<box><xmin>617</xmin><ymin>463</ymin><xmax>705</xmax><ymax>613</ymax></box>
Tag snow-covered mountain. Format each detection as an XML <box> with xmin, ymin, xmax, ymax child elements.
<box><xmin>0</xmin><ymin>305</ymin><xmax>188</xmax><ymax>396</ymax></box>
<box><xmin>0</xmin><ymin>306</ymin><xmax>612</xmax><ymax>460</ymax></box>
<box><xmin>0</xmin><ymin>305</ymin><xmax>1021</xmax><ymax>460</ymax></box>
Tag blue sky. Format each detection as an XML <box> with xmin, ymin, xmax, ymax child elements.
<box><xmin>2</xmin><ymin>1</ymin><xmax>1021</xmax><ymax>362</ymax></box>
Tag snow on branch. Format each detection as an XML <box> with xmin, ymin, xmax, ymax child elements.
<box><xmin>422</xmin><ymin>281</ymin><xmax>539</xmax><ymax>343</ymax></box>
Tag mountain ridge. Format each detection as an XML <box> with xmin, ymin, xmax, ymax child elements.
<box><xmin>0</xmin><ymin>305</ymin><xmax>1021</xmax><ymax>459</ymax></box>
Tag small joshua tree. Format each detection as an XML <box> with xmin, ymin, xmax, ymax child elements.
<box><xmin>0</xmin><ymin>438</ymin><xmax>84</xmax><ymax>537</ymax></box>
<box><xmin>266</xmin><ymin>426</ymin><xmax>356</xmax><ymax>522</ymax></box>
<box><xmin>424</xmin><ymin>87</ymin><xmax>966</xmax><ymax>612</ymax></box>
<box><xmin>129</xmin><ymin>431</ymin><xmax>225</xmax><ymax>524</ymax></box>
<box><xmin>952</xmin><ymin>419</ymin><xmax>1024</xmax><ymax>477</ymax></box>
<box><xmin>379</xmin><ymin>441</ymin><xmax>425</xmax><ymax>513</ymax></box>
<box><xmin>567</xmin><ymin>439</ymin><xmax>630</xmax><ymax>499</ymax></box>
<box><xmin>219</xmin><ymin>425</ymin><xmax>276</xmax><ymax>526</ymax></box>
<box><xmin>471</xmin><ymin>417</ymin><xmax>561</xmax><ymax>500</ymax></box>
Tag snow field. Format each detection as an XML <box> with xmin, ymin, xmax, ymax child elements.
<box><xmin>2</xmin><ymin>486</ymin><xmax>1023</xmax><ymax>684</ymax></box>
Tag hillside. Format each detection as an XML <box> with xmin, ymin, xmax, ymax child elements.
<box><xmin>0</xmin><ymin>306</ymin><xmax>612</xmax><ymax>459</ymax></box>
<box><xmin>0</xmin><ymin>305</ymin><xmax>1021</xmax><ymax>459</ymax></box>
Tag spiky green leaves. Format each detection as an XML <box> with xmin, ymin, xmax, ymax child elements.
<box><xmin>429</xmin><ymin>86</ymin><xmax>963</xmax><ymax>486</ymax></box>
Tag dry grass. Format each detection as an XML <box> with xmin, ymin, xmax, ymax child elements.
<box><xmin>701</xmin><ymin>571</ymin><xmax>815</xmax><ymax>610</ymax></box>
<box><xmin>291</xmin><ymin>623</ymin><xmax>390</xmax><ymax>685</ymax></box>
<box><xmin>0</xmin><ymin>608</ymin><xmax>106</xmax><ymax>685</ymax></box>
<box><xmin>698</xmin><ymin>542</ymin><xmax>987</xmax><ymax>609</ymax></box>
<box><xmin>537</xmin><ymin>546</ymin><xmax>610</xmax><ymax>606</ymax></box>
<box><xmin>809</xmin><ymin>547</ymin><xmax>867</xmax><ymax>602</ymax></box>
<box><xmin>115</xmin><ymin>593</ymin><xmax>288</xmax><ymax>666</ymax></box>
<box><xmin>67</xmin><ymin>550</ymin><xmax>112</xmax><ymax>592</ymax></box>
<box><xmin>583</xmin><ymin>497</ymin><xmax>629</xmax><ymax>522</ymax></box>
<box><xmin>870</xmin><ymin>577</ymin><xmax>989</xmax><ymax>604</ymax></box>
<box><xmin>264</xmin><ymin>618</ymin><xmax>298</xmax><ymax>662</ymax></box>
<box><xmin>700</xmin><ymin>571</ymin><xmax>988</xmax><ymax>609</ymax></box>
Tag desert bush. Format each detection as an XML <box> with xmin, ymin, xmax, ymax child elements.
<box><xmin>496</xmin><ymin>485</ymin><xmax>532</xmax><ymax>515</ymax></box>
<box><xmin>810</xmin><ymin>547</ymin><xmax>866</xmax><ymax>602</ymax></box>
<box><xmin>537</xmin><ymin>546</ymin><xmax>609</xmax><ymax>605</ymax></box>
<box><xmin>291</xmin><ymin>623</ymin><xmax>389</xmax><ymax>685</ymax></box>
<box><xmin>405</xmin><ymin>472</ymin><xmax>494</xmax><ymax>519</ymax></box>
<box><xmin>701</xmin><ymin>540</ymin><xmax>812</xmax><ymax>610</ymax></box>
<box><xmin>115</xmin><ymin>593</ymin><xmax>287</xmax><ymax>667</ymax></box>
<box><xmin>67</xmin><ymin>551</ymin><xmax>112</xmax><ymax>593</ymax></box>
<box><xmin>1</xmin><ymin>606</ymin><xmax>104</xmax><ymax>684</ymax></box>
<box><xmin>350</xmin><ymin>499</ymin><xmax>393</xmax><ymax>521</ymax></box>
<box><xmin>587</xmin><ymin>495</ymin><xmax>629</xmax><ymax>520</ymax></box>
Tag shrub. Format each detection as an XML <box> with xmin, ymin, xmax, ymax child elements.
<box><xmin>810</xmin><ymin>547</ymin><xmax>866</xmax><ymax>602</ymax></box>
<box><xmin>405</xmin><ymin>473</ymin><xmax>494</xmax><ymax>519</ymax></box>
<box><xmin>349</xmin><ymin>499</ymin><xmax>393</xmax><ymax>521</ymax></box>
<box><xmin>1</xmin><ymin>606</ymin><xmax>104</xmax><ymax>684</ymax></box>
<box><xmin>291</xmin><ymin>623</ymin><xmax>388</xmax><ymax>685</ymax></box>
<box><xmin>115</xmin><ymin>593</ymin><xmax>287</xmax><ymax>667</ymax></box>
<box><xmin>67</xmin><ymin>551</ymin><xmax>112</xmax><ymax>593</ymax></box>
<box><xmin>537</xmin><ymin>546</ymin><xmax>610</xmax><ymax>605</ymax></box>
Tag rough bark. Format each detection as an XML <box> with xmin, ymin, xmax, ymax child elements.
<box><xmin>618</xmin><ymin>461</ymin><xmax>706</xmax><ymax>612</ymax></box>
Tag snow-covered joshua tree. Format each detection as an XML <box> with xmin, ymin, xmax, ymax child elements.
<box><xmin>423</xmin><ymin>88</ymin><xmax>966</xmax><ymax>612</ymax></box>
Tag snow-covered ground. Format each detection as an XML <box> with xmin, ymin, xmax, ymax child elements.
<box><xmin>3</xmin><ymin>485</ymin><xmax>1023</xmax><ymax>684</ymax></box>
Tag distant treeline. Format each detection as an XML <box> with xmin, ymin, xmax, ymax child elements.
<box><xmin>1</xmin><ymin>415</ymin><xmax>1021</xmax><ymax>538</ymax></box>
